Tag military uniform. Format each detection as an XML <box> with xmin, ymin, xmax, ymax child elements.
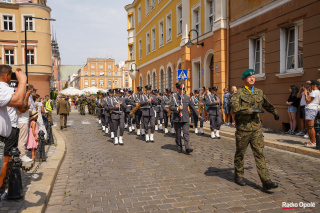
<box><xmin>161</xmin><ymin>90</ymin><xmax>172</xmax><ymax>134</ymax></box>
<box><xmin>191</xmin><ymin>90</ymin><xmax>204</xmax><ymax>134</ymax></box>
<box><xmin>125</xmin><ymin>91</ymin><xmax>135</xmax><ymax>132</ymax></box>
<box><xmin>154</xmin><ymin>90</ymin><xmax>163</xmax><ymax>131</ymax></box>
<box><xmin>170</xmin><ymin>83</ymin><xmax>199</xmax><ymax>153</ymax></box>
<box><xmin>79</xmin><ymin>96</ymin><xmax>86</xmax><ymax>115</ymax></box>
<box><xmin>231</xmin><ymin>69</ymin><xmax>279</xmax><ymax>190</ymax></box>
<box><xmin>206</xmin><ymin>87</ymin><xmax>222</xmax><ymax>139</ymax></box>
<box><xmin>132</xmin><ymin>87</ymin><xmax>143</xmax><ymax>135</ymax></box>
<box><xmin>105</xmin><ymin>90</ymin><xmax>115</xmax><ymax>137</ymax></box>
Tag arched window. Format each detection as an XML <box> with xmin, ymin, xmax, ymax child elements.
<box><xmin>167</xmin><ymin>67</ymin><xmax>172</xmax><ymax>90</ymax></box>
<box><xmin>152</xmin><ymin>72</ymin><xmax>157</xmax><ymax>89</ymax></box>
<box><xmin>160</xmin><ymin>70</ymin><xmax>164</xmax><ymax>92</ymax></box>
<box><xmin>139</xmin><ymin>75</ymin><xmax>143</xmax><ymax>87</ymax></box>
<box><xmin>147</xmin><ymin>73</ymin><xmax>151</xmax><ymax>85</ymax></box>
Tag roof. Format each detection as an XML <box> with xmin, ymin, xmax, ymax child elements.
<box><xmin>59</xmin><ymin>65</ymin><xmax>83</xmax><ymax>81</ymax></box>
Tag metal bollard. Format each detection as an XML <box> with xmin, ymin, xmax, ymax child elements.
<box><xmin>315</xmin><ymin>120</ymin><xmax>320</xmax><ymax>149</ymax></box>
<box><xmin>36</xmin><ymin>130</ymin><xmax>46</xmax><ymax>162</ymax></box>
<box><xmin>47</xmin><ymin>123</ymin><xmax>54</xmax><ymax>145</ymax></box>
<box><xmin>7</xmin><ymin>148</ymin><xmax>23</xmax><ymax>200</ymax></box>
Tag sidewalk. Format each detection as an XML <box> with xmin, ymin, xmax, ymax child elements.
<box><xmin>0</xmin><ymin>128</ymin><xmax>66</xmax><ymax>213</ymax></box>
<box><xmin>191</xmin><ymin>121</ymin><xmax>320</xmax><ymax>159</ymax></box>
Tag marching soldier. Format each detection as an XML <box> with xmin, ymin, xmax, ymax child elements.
<box><xmin>123</xmin><ymin>89</ymin><xmax>129</xmax><ymax>129</ymax></box>
<box><xmin>191</xmin><ymin>89</ymin><xmax>204</xmax><ymax>134</ymax></box>
<box><xmin>140</xmin><ymin>85</ymin><xmax>157</xmax><ymax>142</ymax></box>
<box><xmin>170</xmin><ymin>83</ymin><xmax>201</xmax><ymax>153</ymax></box>
<box><xmin>79</xmin><ymin>95</ymin><xmax>86</xmax><ymax>115</ymax></box>
<box><xmin>154</xmin><ymin>89</ymin><xmax>163</xmax><ymax>131</ymax></box>
<box><xmin>100</xmin><ymin>93</ymin><xmax>106</xmax><ymax>132</ymax></box>
<box><xmin>96</xmin><ymin>92</ymin><xmax>102</xmax><ymax>125</ymax></box>
<box><xmin>125</xmin><ymin>90</ymin><xmax>135</xmax><ymax>133</ymax></box>
<box><xmin>231</xmin><ymin>69</ymin><xmax>279</xmax><ymax>190</ymax></box>
<box><xmin>132</xmin><ymin>86</ymin><xmax>143</xmax><ymax>136</ymax></box>
<box><xmin>206</xmin><ymin>86</ymin><xmax>222</xmax><ymax>139</ymax></box>
<box><xmin>105</xmin><ymin>89</ymin><xmax>115</xmax><ymax>137</ymax></box>
<box><xmin>108</xmin><ymin>88</ymin><xmax>126</xmax><ymax>145</ymax></box>
<box><xmin>161</xmin><ymin>89</ymin><xmax>172</xmax><ymax>134</ymax></box>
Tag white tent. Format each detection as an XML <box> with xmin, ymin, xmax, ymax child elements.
<box><xmin>81</xmin><ymin>87</ymin><xmax>101</xmax><ymax>94</ymax></box>
<box><xmin>59</xmin><ymin>87</ymin><xmax>84</xmax><ymax>96</ymax></box>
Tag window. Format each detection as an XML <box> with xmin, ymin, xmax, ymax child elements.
<box><xmin>177</xmin><ymin>5</ymin><xmax>182</xmax><ymax>36</ymax></box>
<box><xmin>91</xmin><ymin>80</ymin><xmax>95</xmax><ymax>86</ymax></box>
<box><xmin>194</xmin><ymin>9</ymin><xmax>200</xmax><ymax>37</ymax></box>
<box><xmin>125</xmin><ymin>79</ymin><xmax>129</xmax><ymax>87</ymax></box>
<box><xmin>207</xmin><ymin>0</ymin><xmax>214</xmax><ymax>32</ymax></box>
<box><xmin>151</xmin><ymin>28</ymin><xmax>156</xmax><ymax>51</ymax></box>
<box><xmin>115</xmin><ymin>71</ymin><xmax>117</xmax><ymax>76</ymax></box>
<box><xmin>100</xmin><ymin>71</ymin><xmax>104</xmax><ymax>76</ymax></box>
<box><xmin>159</xmin><ymin>21</ymin><xmax>164</xmax><ymax>47</ymax></box>
<box><xmin>24</xmin><ymin>16</ymin><xmax>34</xmax><ymax>31</ymax></box>
<box><xmin>2</xmin><ymin>0</ymin><xmax>12</xmax><ymax>2</ymax></box>
<box><xmin>108</xmin><ymin>71</ymin><xmax>111</xmax><ymax>76</ymax></box>
<box><xmin>129</xmin><ymin>15</ymin><xmax>133</xmax><ymax>29</ymax></box>
<box><xmin>108</xmin><ymin>65</ymin><xmax>111</xmax><ymax>69</ymax></box>
<box><xmin>166</xmin><ymin>14</ymin><xmax>172</xmax><ymax>42</ymax></box>
<box><xmin>5</xmin><ymin>49</ymin><xmax>14</xmax><ymax>65</ymax></box>
<box><xmin>151</xmin><ymin>0</ymin><xmax>155</xmax><ymax>10</ymax></box>
<box><xmin>27</xmin><ymin>49</ymin><xmax>34</xmax><ymax>65</ymax></box>
<box><xmin>85</xmin><ymin>80</ymin><xmax>88</xmax><ymax>86</ymax></box>
<box><xmin>139</xmin><ymin>39</ymin><xmax>142</xmax><ymax>59</ymax></box>
<box><xmin>138</xmin><ymin>6</ymin><xmax>141</xmax><ymax>25</ymax></box>
<box><xmin>91</xmin><ymin>71</ymin><xmax>95</xmax><ymax>76</ymax></box>
<box><xmin>125</xmin><ymin>72</ymin><xmax>128</xmax><ymax>76</ymax></box>
<box><xmin>3</xmin><ymin>16</ymin><xmax>13</xmax><ymax>31</ymax></box>
<box><xmin>85</xmin><ymin>71</ymin><xmax>88</xmax><ymax>76</ymax></box>
<box><xmin>146</xmin><ymin>0</ymin><xmax>150</xmax><ymax>16</ymax></box>
<box><xmin>129</xmin><ymin>45</ymin><xmax>134</xmax><ymax>60</ymax></box>
<box><xmin>115</xmin><ymin>80</ymin><xmax>118</xmax><ymax>86</ymax></box>
<box><xmin>99</xmin><ymin>80</ymin><xmax>104</xmax><ymax>86</ymax></box>
<box><xmin>99</xmin><ymin>64</ymin><xmax>103</xmax><ymax>69</ymax></box>
<box><xmin>146</xmin><ymin>32</ymin><xmax>150</xmax><ymax>54</ymax></box>
<box><xmin>249</xmin><ymin>36</ymin><xmax>265</xmax><ymax>75</ymax></box>
<box><xmin>108</xmin><ymin>80</ymin><xmax>112</xmax><ymax>86</ymax></box>
<box><xmin>279</xmin><ymin>22</ymin><xmax>303</xmax><ymax>75</ymax></box>
<box><xmin>91</xmin><ymin>64</ymin><xmax>95</xmax><ymax>69</ymax></box>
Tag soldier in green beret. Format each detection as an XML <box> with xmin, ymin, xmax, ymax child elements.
<box><xmin>231</xmin><ymin>69</ymin><xmax>280</xmax><ymax>191</ymax></box>
<box><xmin>79</xmin><ymin>95</ymin><xmax>86</xmax><ymax>115</ymax></box>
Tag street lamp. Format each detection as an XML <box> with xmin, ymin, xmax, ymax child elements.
<box><xmin>129</xmin><ymin>62</ymin><xmax>139</xmax><ymax>73</ymax></box>
<box><xmin>25</xmin><ymin>16</ymin><xmax>56</xmax><ymax>83</ymax></box>
<box><xmin>185</xmin><ymin>29</ymin><xmax>204</xmax><ymax>48</ymax></box>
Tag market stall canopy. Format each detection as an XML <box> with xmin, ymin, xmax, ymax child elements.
<box><xmin>81</xmin><ymin>86</ymin><xmax>102</xmax><ymax>94</ymax></box>
<box><xmin>59</xmin><ymin>87</ymin><xmax>84</xmax><ymax>96</ymax></box>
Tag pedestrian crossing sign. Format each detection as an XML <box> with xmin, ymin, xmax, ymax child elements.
<box><xmin>178</xmin><ymin>70</ymin><xmax>188</xmax><ymax>79</ymax></box>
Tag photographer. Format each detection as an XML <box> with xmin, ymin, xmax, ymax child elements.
<box><xmin>0</xmin><ymin>66</ymin><xmax>27</xmax><ymax>176</ymax></box>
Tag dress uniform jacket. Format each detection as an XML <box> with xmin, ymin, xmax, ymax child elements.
<box><xmin>57</xmin><ymin>99</ymin><xmax>69</xmax><ymax>114</ymax></box>
<box><xmin>125</xmin><ymin>97</ymin><xmax>135</xmax><ymax>113</ymax></box>
<box><xmin>108</xmin><ymin>96</ymin><xmax>127</xmax><ymax>119</ymax></box>
<box><xmin>170</xmin><ymin>93</ymin><xmax>199</xmax><ymax>123</ymax></box>
<box><xmin>205</xmin><ymin>93</ymin><xmax>221</xmax><ymax>115</ymax></box>
<box><xmin>140</xmin><ymin>94</ymin><xmax>158</xmax><ymax>117</ymax></box>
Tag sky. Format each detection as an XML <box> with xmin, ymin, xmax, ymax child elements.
<box><xmin>48</xmin><ymin>0</ymin><xmax>132</xmax><ymax>65</ymax></box>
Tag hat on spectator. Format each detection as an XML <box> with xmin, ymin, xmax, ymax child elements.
<box><xmin>29</xmin><ymin>110</ymin><xmax>39</xmax><ymax>120</ymax></box>
<box><xmin>241</xmin><ymin>69</ymin><xmax>255</xmax><ymax>79</ymax></box>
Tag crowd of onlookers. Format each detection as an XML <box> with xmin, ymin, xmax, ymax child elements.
<box><xmin>0</xmin><ymin>65</ymin><xmax>54</xmax><ymax>199</ymax></box>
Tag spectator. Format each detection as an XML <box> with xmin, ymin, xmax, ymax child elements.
<box><xmin>43</xmin><ymin>95</ymin><xmax>53</xmax><ymax>125</ymax></box>
<box><xmin>223</xmin><ymin>88</ymin><xmax>232</xmax><ymax>125</ymax></box>
<box><xmin>0</xmin><ymin>66</ymin><xmax>27</xmax><ymax>181</ymax></box>
<box><xmin>34</xmin><ymin>94</ymin><xmax>48</xmax><ymax>140</ymax></box>
<box><xmin>296</xmin><ymin>81</ymin><xmax>311</xmax><ymax>138</ymax></box>
<box><xmin>230</xmin><ymin>86</ymin><xmax>237</xmax><ymax>126</ymax></box>
<box><xmin>286</xmin><ymin>85</ymin><xmax>299</xmax><ymax>134</ymax></box>
<box><xmin>304</xmin><ymin>80</ymin><xmax>320</xmax><ymax>147</ymax></box>
<box><xmin>74</xmin><ymin>96</ymin><xmax>79</xmax><ymax>110</ymax></box>
<box><xmin>27</xmin><ymin>111</ymin><xmax>39</xmax><ymax>159</ymax></box>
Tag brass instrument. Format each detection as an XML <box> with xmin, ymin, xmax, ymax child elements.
<box><xmin>130</xmin><ymin>103</ymin><xmax>141</xmax><ymax>116</ymax></box>
<box><xmin>167</xmin><ymin>109</ymin><xmax>172</xmax><ymax>117</ymax></box>
<box><xmin>198</xmin><ymin>96</ymin><xmax>208</xmax><ymax>120</ymax></box>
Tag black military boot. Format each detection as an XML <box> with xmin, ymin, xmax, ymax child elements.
<box><xmin>263</xmin><ymin>180</ymin><xmax>278</xmax><ymax>190</ymax></box>
<box><xmin>186</xmin><ymin>148</ymin><xmax>193</xmax><ymax>154</ymax></box>
<box><xmin>235</xmin><ymin>177</ymin><xmax>246</xmax><ymax>186</ymax></box>
<box><xmin>60</xmin><ymin>126</ymin><xmax>63</xmax><ymax>130</ymax></box>
<box><xmin>177</xmin><ymin>146</ymin><xmax>182</xmax><ymax>153</ymax></box>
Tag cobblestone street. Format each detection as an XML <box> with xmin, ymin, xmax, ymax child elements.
<box><xmin>46</xmin><ymin>112</ymin><xmax>320</xmax><ymax>213</ymax></box>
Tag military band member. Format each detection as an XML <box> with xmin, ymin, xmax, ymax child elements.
<box><xmin>231</xmin><ymin>69</ymin><xmax>279</xmax><ymax>190</ymax></box>
<box><xmin>162</xmin><ymin>89</ymin><xmax>172</xmax><ymax>134</ymax></box>
<box><xmin>132</xmin><ymin>87</ymin><xmax>143</xmax><ymax>136</ymax></box>
<box><xmin>206</xmin><ymin>86</ymin><xmax>222</xmax><ymax>139</ymax></box>
<box><xmin>140</xmin><ymin>85</ymin><xmax>157</xmax><ymax>142</ymax></box>
<box><xmin>100</xmin><ymin>93</ymin><xmax>107</xmax><ymax>132</ymax></box>
<box><xmin>123</xmin><ymin>88</ymin><xmax>129</xmax><ymax>129</ymax></box>
<box><xmin>170</xmin><ymin>83</ymin><xmax>201</xmax><ymax>153</ymax></box>
<box><xmin>191</xmin><ymin>89</ymin><xmax>204</xmax><ymax>134</ymax></box>
<box><xmin>154</xmin><ymin>89</ymin><xmax>163</xmax><ymax>131</ymax></box>
<box><xmin>108</xmin><ymin>88</ymin><xmax>127</xmax><ymax>145</ymax></box>
<box><xmin>106</xmin><ymin>89</ymin><xmax>115</xmax><ymax>138</ymax></box>
<box><xmin>125</xmin><ymin>90</ymin><xmax>135</xmax><ymax>133</ymax></box>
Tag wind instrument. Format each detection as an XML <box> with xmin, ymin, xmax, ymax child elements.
<box><xmin>130</xmin><ymin>103</ymin><xmax>141</xmax><ymax>116</ymax></box>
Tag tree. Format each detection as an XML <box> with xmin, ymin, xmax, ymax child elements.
<box><xmin>63</xmin><ymin>81</ymin><xmax>69</xmax><ymax>90</ymax></box>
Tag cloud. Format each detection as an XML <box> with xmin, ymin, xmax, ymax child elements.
<box><xmin>48</xmin><ymin>0</ymin><xmax>131</xmax><ymax>65</ymax></box>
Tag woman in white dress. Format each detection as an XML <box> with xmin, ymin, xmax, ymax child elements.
<box><xmin>34</xmin><ymin>94</ymin><xmax>48</xmax><ymax>140</ymax></box>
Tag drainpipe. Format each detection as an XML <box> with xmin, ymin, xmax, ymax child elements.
<box><xmin>226</xmin><ymin>0</ymin><xmax>230</xmax><ymax>89</ymax></box>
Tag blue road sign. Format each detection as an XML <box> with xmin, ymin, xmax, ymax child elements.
<box><xmin>178</xmin><ymin>69</ymin><xmax>188</xmax><ymax>79</ymax></box>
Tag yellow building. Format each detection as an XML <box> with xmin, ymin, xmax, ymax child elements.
<box><xmin>125</xmin><ymin>0</ymin><xmax>228</xmax><ymax>96</ymax></box>
<box><xmin>0</xmin><ymin>0</ymin><xmax>53</xmax><ymax>97</ymax></box>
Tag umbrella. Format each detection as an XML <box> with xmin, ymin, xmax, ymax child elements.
<box><xmin>59</xmin><ymin>87</ymin><xmax>84</xmax><ymax>96</ymax></box>
<box><xmin>81</xmin><ymin>86</ymin><xmax>101</xmax><ymax>94</ymax></box>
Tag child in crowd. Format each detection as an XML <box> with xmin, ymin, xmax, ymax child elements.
<box><xmin>27</xmin><ymin>110</ymin><xmax>39</xmax><ymax>159</ymax></box>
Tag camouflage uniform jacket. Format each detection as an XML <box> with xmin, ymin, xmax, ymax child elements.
<box><xmin>231</xmin><ymin>86</ymin><xmax>278</xmax><ymax>132</ymax></box>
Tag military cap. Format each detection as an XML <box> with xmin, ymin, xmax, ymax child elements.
<box><xmin>102</xmin><ymin>93</ymin><xmax>106</xmax><ymax>96</ymax></box>
<box><xmin>128</xmin><ymin>90</ymin><xmax>133</xmax><ymax>94</ymax></box>
<box><xmin>145</xmin><ymin>85</ymin><xmax>152</xmax><ymax>90</ymax></box>
<box><xmin>194</xmin><ymin>89</ymin><xmax>200</xmax><ymax>94</ymax></box>
<box><xmin>106</xmin><ymin>92</ymin><xmax>109</xmax><ymax>95</ymax></box>
<box><xmin>109</xmin><ymin>89</ymin><xmax>114</xmax><ymax>93</ymax></box>
<box><xmin>166</xmin><ymin>88</ymin><xmax>172</xmax><ymax>93</ymax></box>
<box><xmin>123</xmin><ymin>88</ymin><xmax>128</xmax><ymax>92</ymax></box>
<box><xmin>137</xmin><ymin>86</ymin><xmax>143</xmax><ymax>91</ymax></box>
<box><xmin>241</xmin><ymin>69</ymin><xmax>255</xmax><ymax>79</ymax></box>
<box><xmin>115</xmin><ymin>88</ymin><xmax>121</xmax><ymax>93</ymax></box>
<box><xmin>211</xmin><ymin>86</ymin><xmax>218</xmax><ymax>91</ymax></box>
<box><xmin>154</xmin><ymin>89</ymin><xmax>159</xmax><ymax>93</ymax></box>
<box><xmin>176</xmin><ymin>83</ymin><xmax>185</xmax><ymax>89</ymax></box>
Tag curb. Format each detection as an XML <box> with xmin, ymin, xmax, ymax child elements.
<box><xmin>20</xmin><ymin>128</ymin><xmax>66</xmax><ymax>213</ymax></box>
<box><xmin>198</xmin><ymin>126</ymin><xmax>320</xmax><ymax>159</ymax></box>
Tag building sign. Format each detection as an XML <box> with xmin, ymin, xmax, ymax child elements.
<box><xmin>215</xmin><ymin>64</ymin><xmax>218</xmax><ymax>71</ymax></box>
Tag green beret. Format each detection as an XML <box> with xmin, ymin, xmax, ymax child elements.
<box><xmin>241</xmin><ymin>69</ymin><xmax>255</xmax><ymax>79</ymax></box>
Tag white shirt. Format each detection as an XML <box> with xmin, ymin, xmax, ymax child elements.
<box><xmin>306</xmin><ymin>90</ymin><xmax>320</xmax><ymax>111</ymax></box>
<box><xmin>7</xmin><ymin>86</ymin><xmax>18</xmax><ymax>128</ymax></box>
<box><xmin>18</xmin><ymin>110</ymin><xmax>29</xmax><ymax>124</ymax></box>
<box><xmin>300</xmin><ymin>92</ymin><xmax>306</xmax><ymax>106</ymax></box>
<box><xmin>0</xmin><ymin>82</ymin><xmax>14</xmax><ymax>137</ymax></box>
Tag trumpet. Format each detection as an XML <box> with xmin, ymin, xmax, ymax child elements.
<box><xmin>130</xmin><ymin>103</ymin><xmax>141</xmax><ymax>116</ymax></box>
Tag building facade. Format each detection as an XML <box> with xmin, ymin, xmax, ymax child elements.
<box><xmin>125</xmin><ymin>0</ymin><xmax>228</xmax><ymax>97</ymax></box>
<box><xmin>75</xmin><ymin>58</ymin><xmax>129</xmax><ymax>90</ymax></box>
<box><xmin>51</xmin><ymin>30</ymin><xmax>61</xmax><ymax>91</ymax></box>
<box><xmin>0</xmin><ymin>0</ymin><xmax>53</xmax><ymax>97</ymax></box>
<box><xmin>229</xmin><ymin>0</ymin><xmax>320</xmax><ymax>129</ymax></box>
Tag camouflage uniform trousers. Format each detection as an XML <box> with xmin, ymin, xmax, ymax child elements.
<box><xmin>80</xmin><ymin>104</ymin><xmax>86</xmax><ymax>115</ymax></box>
<box><xmin>234</xmin><ymin>129</ymin><xmax>270</xmax><ymax>183</ymax></box>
